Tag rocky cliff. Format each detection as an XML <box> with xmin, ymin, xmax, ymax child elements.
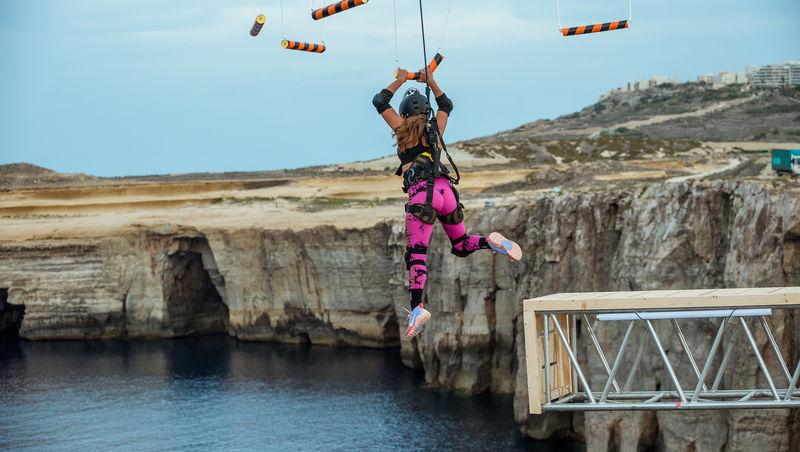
<box><xmin>1</xmin><ymin>179</ymin><xmax>799</xmax><ymax>450</ymax></box>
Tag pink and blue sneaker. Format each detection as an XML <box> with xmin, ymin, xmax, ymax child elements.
<box><xmin>404</xmin><ymin>304</ymin><xmax>432</xmax><ymax>338</ymax></box>
<box><xmin>487</xmin><ymin>232</ymin><xmax>522</xmax><ymax>261</ymax></box>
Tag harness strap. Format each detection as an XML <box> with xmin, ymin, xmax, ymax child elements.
<box><xmin>424</xmin><ymin>177</ymin><xmax>435</xmax><ymax>211</ymax></box>
<box><xmin>405</xmin><ymin>245</ymin><xmax>429</xmax><ymax>269</ymax></box>
<box><xmin>441</xmin><ymin>140</ymin><xmax>459</xmax><ymax>184</ymax></box>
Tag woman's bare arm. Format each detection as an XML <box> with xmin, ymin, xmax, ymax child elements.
<box><xmin>376</xmin><ymin>70</ymin><xmax>410</xmax><ymax>131</ymax></box>
<box><xmin>416</xmin><ymin>70</ymin><xmax>448</xmax><ymax>136</ymax></box>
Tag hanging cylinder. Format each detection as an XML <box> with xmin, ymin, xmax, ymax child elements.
<box><xmin>281</xmin><ymin>39</ymin><xmax>327</xmax><ymax>53</ymax></box>
<box><xmin>250</xmin><ymin>15</ymin><xmax>267</xmax><ymax>37</ymax></box>
<box><xmin>561</xmin><ymin>20</ymin><xmax>628</xmax><ymax>36</ymax></box>
<box><xmin>395</xmin><ymin>53</ymin><xmax>445</xmax><ymax>81</ymax></box>
<box><xmin>311</xmin><ymin>0</ymin><xmax>369</xmax><ymax>20</ymax></box>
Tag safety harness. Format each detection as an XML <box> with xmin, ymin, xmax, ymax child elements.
<box><xmin>402</xmin><ymin>138</ymin><xmax>461</xmax><ymax>224</ymax></box>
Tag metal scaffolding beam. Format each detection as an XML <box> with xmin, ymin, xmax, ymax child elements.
<box><xmin>522</xmin><ymin>287</ymin><xmax>800</xmax><ymax>414</ymax></box>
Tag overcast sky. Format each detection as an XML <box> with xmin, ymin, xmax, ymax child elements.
<box><xmin>1</xmin><ymin>0</ymin><xmax>798</xmax><ymax>176</ymax></box>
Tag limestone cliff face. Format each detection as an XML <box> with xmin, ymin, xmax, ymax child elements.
<box><xmin>206</xmin><ymin>225</ymin><xmax>399</xmax><ymax>347</ymax></box>
<box><xmin>0</xmin><ymin>225</ymin><xmax>399</xmax><ymax>346</ymax></box>
<box><xmin>1</xmin><ymin>180</ymin><xmax>798</xmax><ymax>451</ymax></box>
<box><xmin>499</xmin><ymin>181</ymin><xmax>800</xmax><ymax>451</ymax></box>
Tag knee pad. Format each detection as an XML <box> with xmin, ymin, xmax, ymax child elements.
<box><xmin>406</xmin><ymin>203</ymin><xmax>436</xmax><ymax>225</ymax></box>
<box><xmin>438</xmin><ymin>203</ymin><xmax>464</xmax><ymax>225</ymax></box>
<box><xmin>405</xmin><ymin>245</ymin><xmax>428</xmax><ymax>270</ymax></box>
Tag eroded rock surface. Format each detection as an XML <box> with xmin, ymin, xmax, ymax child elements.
<box><xmin>1</xmin><ymin>180</ymin><xmax>799</xmax><ymax>451</ymax></box>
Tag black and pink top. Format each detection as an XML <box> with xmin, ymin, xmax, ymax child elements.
<box><xmin>395</xmin><ymin>144</ymin><xmax>431</xmax><ymax>176</ymax></box>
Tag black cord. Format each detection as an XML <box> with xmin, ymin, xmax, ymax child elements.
<box><xmin>416</xmin><ymin>0</ymin><xmax>459</xmax><ymax>184</ymax></box>
<box><xmin>418</xmin><ymin>0</ymin><xmax>431</xmax><ymax>103</ymax></box>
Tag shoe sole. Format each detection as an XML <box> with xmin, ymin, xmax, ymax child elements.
<box><xmin>404</xmin><ymin>311</ymin><xmax>431</xmax><ymax>338</ymax></box>
<box><xmin>487</xmin><ymin>232</ymin><xmax>522</xmax><ymax>261</ymax></box>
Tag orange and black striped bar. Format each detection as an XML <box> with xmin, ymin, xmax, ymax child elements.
<box><xmin>281</xmin><ymin>39</ymin><xmax>326</xmax><ymax>53</ymax></box>
<box><xmin>561</xmin><ymin>20</ymin><xmax>628</xmax><ymax>36</ymax></box>
<box><xmin>312</xmin><ymin>0</ymin><xmax>369</xmax><ymax>20</ymax></box>
<box><xmin>398</xmin><ymin>53</ymin><xmax>444</xmax><ymax>81</ymax></box>
<box><xmin>250</xmin><ymin>15</ymin><xmax>266</xmax><ymax>37</ymax></box>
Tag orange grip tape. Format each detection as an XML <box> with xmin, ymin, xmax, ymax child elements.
<box><xmin>407</xmin><ymin>53</ymin><xmax>445</xmax><ymax>80</ymax></box>
<box><xmin>561</xmin><ymin>20</ymin><xmax>628</xmax><ymax>36</ymax></box>
<box><xmin>312</xmin><ymin>0</ymin><xmax>368</xmax><ymax>20</ymax></box>
<box><xmin>281</xmin><ymin>39</ymin><xmax>326</xmax><ymax>53</ymax></box>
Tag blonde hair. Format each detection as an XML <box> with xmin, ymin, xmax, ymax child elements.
<box><xmin>393</xmin><ymin>115</ymin><xmax>427</xmax><ymax>151</ymax></box>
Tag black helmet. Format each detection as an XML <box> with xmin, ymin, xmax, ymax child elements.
<box><xmin>399</xmin><ymin>88</ymin><xmax>430</xmax><ymax>118</ymax></box>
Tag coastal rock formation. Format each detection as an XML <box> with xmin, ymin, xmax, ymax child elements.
<box><xmin>206</xmin><ymin>225</ymin><xmax>398</xmax><ymax>347</ymax></box>
<box><xmin>0</xmin><ymin>226</ymin><xmax>398</xmax><ymax>346</ymax></box>
<box><xmin>0</xmin><ymin>288</ymin><xmax>24</xmax><ymax>337</ymax></box>
<box><xmin>1</xmin><ymin>179</ymin><xmax>799</xmax><ymax>450</ymax></box>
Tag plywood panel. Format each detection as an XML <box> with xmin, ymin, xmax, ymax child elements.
<box><xmin>524</xmin><ymin>287</ymin><xmax>800</xmax><ymax>313</ymax></box>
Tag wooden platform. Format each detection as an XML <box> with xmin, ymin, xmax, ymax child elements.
<box><xmin>524</xmin><ymin>288</ymin><xmax>800</xmax><ymax>313</ymax></box>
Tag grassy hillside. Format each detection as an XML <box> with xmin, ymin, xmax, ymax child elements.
<box><xmin>456</xmin><ymin>82</ymin><xmax>800</xmax><ymax>164</ymax></box>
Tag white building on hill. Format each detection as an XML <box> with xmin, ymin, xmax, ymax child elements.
<box><xmin>697</xmin><ymin>71</ymin><xmax>747</xmax><ymax>88</ymax></box>
<box><xmin>789</xmin><ymin>61</ymin><xmax>800</xmax><ymax>85</ymax></box>
<box><xmin>599</xmin><ymin>76</ymin><xmax>678</xmax><ymax>101</ymax></box>
<box><xmin>599</xmin><ymin>61</ymin><xmax>800</xmax><ymax>102</ymax></box>
<box><xmin>751</xmin><ymin>62</ymin><xmax>800</xmax><ymax>88</ymax></box>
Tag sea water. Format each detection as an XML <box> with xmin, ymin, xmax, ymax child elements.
<box><xmin>0</xmin><ymin>336</ymin><xmax>581</xmax><ymax>451</ymax></box>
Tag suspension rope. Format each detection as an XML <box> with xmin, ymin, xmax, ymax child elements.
<box><xmin>556</xmin><ymin>0</ymin><xmax>632</xmax><ymax>32</ymax></box>
<box><xmin>321</xmin><ymin>0</ymin><xmax>328</xmax><ymax>43</ymax></box>
<box><xmin>249</xmin><ymin>0</ymin><xmax>267</xmax><ymax>37</ymax></box>
<box><xmin>280</xmin><ymin>0</ymin><xmax>286</xmax><ymax>37</ymax></box>
<box><xmin>393</xmin><ymin>0</ymin><xmax>400</xmax><ymax>64</ymax></box>
<box><xmin>417</xmin><ymin>0</ymin><xmax>430</xmax><ymax>101</ymax></box>
<box><xmin>556</xmin><ymin>0</ymin><xmax>563</xmax><ymax>30</ymax></box>
<box><xmin>628</xmin><ymin>0</ymin><xmax>632</xmax><ymax>24</ymax></box>
<box><xmin>437</xmin><ymin>0</ymin><xmax>455</xmax><ymax>51</ymax></box>
<box><xmin>416</xmin><ymin>0</ymin><xmax>459</xmax><ymax>184</ymax></box>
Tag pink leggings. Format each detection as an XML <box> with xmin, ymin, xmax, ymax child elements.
<box><xmin>405</xmin><ymin>177</ymin><xmax>488</xmax><ymax>307</ymax></box>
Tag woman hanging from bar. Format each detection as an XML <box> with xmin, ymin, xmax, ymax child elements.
<box><xmin>371</xmin><ymin>68</ymin><xmax>523</xmax><ymax>339</ymax></box>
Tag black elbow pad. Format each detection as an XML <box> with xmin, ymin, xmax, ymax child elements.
<box><xmin>372</xmin><ymin>89</ymin><xmax>394</xmax><ymax>114</ymax></box>
<box><xmin>435</xmin><ymin>93</ymin><xmax>453</xmax><ymax>115</ymax></box>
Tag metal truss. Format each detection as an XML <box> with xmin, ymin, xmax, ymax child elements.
<box><xmin>539</xmin><ymin>312</ymin><xmax>800</xmax><ymax>412</ymax></box>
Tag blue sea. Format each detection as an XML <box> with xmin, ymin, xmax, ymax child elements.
<box><xmin>0</xmin><ymin>336</ymin><xmax>580</xmax><ymax>451</ymax></box>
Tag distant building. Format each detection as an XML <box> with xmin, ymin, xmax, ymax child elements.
<box><xmin>699</xmin><ymin>63</ymin><xmax>800</xmax><ymax>89</ymax></box>
<box><xmin>650</xmin><ymin>76</ymin><xmax>675</xmax><ymax>85</ymax></box>
<box><xmin>600</xmin><ymin>62</ymin><xmax>799</xmax><ymax>102</ymax></box>
<box><xmin>789</xmin><ymin>61</ymin><xmax>800</xmax><ymax>85</ymax></box>
<box><xmin>752</xmin><ymin>64</ymin><xmax>790</xmax><ymax>88</ymax></box>
<box><xmin>714</xmin><ymin>72</ymin><xmax>735</xmax><ymax>88</ymax></box>
<box><xmin>751</xmin><ymin>62</ymin><xmax>800</xmax><ymax>88</ymax></box>
<box><xmin>598</xmin><ymin>76</ymin><xmax>678</xmax><ymax>101</ymax></box>
<box><xmin>745</xmin><ymin>66</ymin><xmax>758</xmax><ymax>80</ymax></box>
<box><xmin>709</xmin><ymin>71</ymin><xmax>747</xmax><ymax>88</ymax></box>
<box><xmin>694</xmin><ymin>71</ymin><xmax>748</xmax><ymax>88</ymax></box>
<box><xmin>697</xmin><ymin>74</ymin><xmax>715</xmax><ymax>84</ymax></box>
<box><xmin>736</xmin><ymin>72</ymin><xmax>748</xmax><ymax>83</ymax></box>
